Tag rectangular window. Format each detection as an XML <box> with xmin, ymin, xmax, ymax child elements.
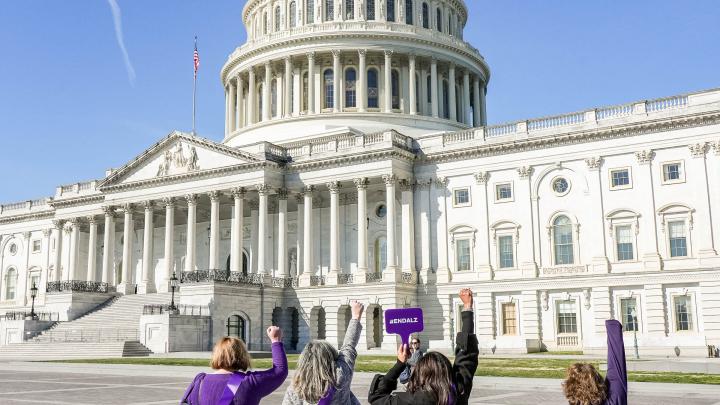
<box><xmin>557</xmin><ymin>300</ymin><xmax>577</xmax><ymax>334</ymax></box>
<box><xmin>674</xmin><ymin>295</ymin><xmax>693</xmax><ymax>331</ymax></box>
<box><xmin>502</xmin><ymin>303</ymin><xmax>517</xmax><ymax>335</ymax></box>
<box><xmin>495</xmin><ymin>182</ymin><xmax>512</xmax><ymax>202</ymax></box>
<box><xmin>32</xmin><ymin>240</ymin><xmax>42</xmax><ymax>253</ymax></box>
<box><xmin>615</xmin><ymin>225</ymin><xmax>634</xmax><ymax>261</ymax></box>
<box><xmin>620</xmin><ymin>298</ymin><xmax>638</xmax><ymax>332</ymax></box>
<box><xmin>662</xmin><ymin>162</ymin><xmax>682</xmax><ymax>183</ymax></box>
<box><xmin>668</xmin><ymin>221</ymin><xmax>688</xmax><ymax>257</ymax></box>
<box><xmin>498</xmin><ymin>235</ymin><xmax>514</xmax><ymax>268</ymax></box>
<box><xmin>453</xmin><ymin>188</ymin><xmax>470</xmax><ymax>207</ymax></box>
<box><xmin>307</xmin><ymin>0</ymin><xmax>315</xmax><ymax>23</ymax></box>
<box><xmin>610</xmin><ymin>168</ymin><xmax>631</xmax><ymax>189</ymax></box>
<box><xmin>456</xmin><ymin>239</ymin><xmax>471</xmax><ymax>271</ymax></box>
<box><xmin>30</xmin><ymin>274</ymin><xmax>40</xmax><ymax>291</ymax></box>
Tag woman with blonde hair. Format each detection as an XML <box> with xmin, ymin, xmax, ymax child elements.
<box><xmin>282</xmin><ymin>300</ymin><xmax>364</xmax><ymax>405</ymax></box>
<box><xmin>181</xmin><ymin>325</ymin><xmax>288</xmax><ymax>405</ymax></box>
<box><xmin>562</xmin><ymin>319</ymin><xmax>627</xmax><ymax>405</ymax></box>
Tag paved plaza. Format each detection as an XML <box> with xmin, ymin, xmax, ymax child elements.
<box><xmin>0</xmin><ymin>362</ymin><xmax>718</xmax><ymax>405</ymax></box>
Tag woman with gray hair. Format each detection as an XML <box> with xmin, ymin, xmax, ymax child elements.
<box><xmin>282</xmin><ymin>300</ymin><xmax>364</xmax><ymax>405</ymax></box>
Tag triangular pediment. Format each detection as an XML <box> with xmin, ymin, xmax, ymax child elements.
<box><xmin>99</xmin><ymin>131</ymin><xmax>261</xmax><ymax>189</ymax></box>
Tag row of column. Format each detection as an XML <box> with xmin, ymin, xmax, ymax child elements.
<box><xmin>224</xmin><ymin>52</ymin><xmax>485</xmax><ymax>135</ymax></box>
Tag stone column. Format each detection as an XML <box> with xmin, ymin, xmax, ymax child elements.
<box><xmin>41</xmin><ymin>228</ymin><xmax>52</xmax><ymax>295</ymax></box>
<box><xmin>327</xmin><ymin>181</ymin><xmax>341</xmax><ymax>284</ymax></box>
<box><xmin>231</xmin><ymin>188</ymin><xmax>246</xmax><ymax>273</ymax></box>
<box><xmin>295</xmin><ymin>193</ymin><xmax>304</xmax><ymax>277</ymax></box>
<box><xmin>448</xmin><ymin>63</ymin><xmax>457</xmax><ymax>121</ymax></box>
<box><xmin>161</xmin><ymin>197</ymin><xmax>175</xmax><ymax>292</ymax></box>
<box><xmin>139</xmin><ymin>201</ymin><xmax>155</xmax><ymax>294</ymax></box>
<box><xmin>434</xmin><ymin>177</ymin><xmax>451</xmax><ymax>282</ymax></box>
<box><xmin>119</xmin><ymin>205</ymin><xmax>134</xmax><ymax>294</ymax></box>
<box><xmin>384</xmin><ymin>50</ymin><xmax>393</xmax><ymax>112</ymax></box>
<box><xmin>19</xmin><ymin>231</ymin><xmax>31</xmax><ymax>305</ymax></box>
<box><xmin>462</xmin><ymin>70</ymin><xmax>470</xmax><ymax>125</ymax></box>
<box><xmin>358</xmin><ymin>50</ymin><xmax>367</xmax><ymax>112</ymax></box>
<box><xmin>688</xmin><ymin>142</ymin><xmax>717</xmax><ymax>257</ymax></box>
<box><xmin>293</xmin><ymin>67</ymin><xmax>301</xmax><ymax>116</ymax></box>
<box><xmin>101</xmin><ymin>207</ymin><xmax>115</xmax><ymax>285</ymax></box>
<box><xmin>354</xmin><ymin>178</ymin><xmax>369</xmax><ymax>279</ymax></box>
<box><xmin>518</xmin><ymin>167</ymin><xmax>538</xmax><ymax>277</ymax></box>
<box><xmin>634</xmin><ymin>150</ymin><xmax>662</xmax><ymax>270</ymax></box>
<box><xmin>473</xmin><ymin>172</ymin><xmax>492</xmax><ymax>280</ymax></box>
<box><xmin>51</xmin><ymin>220</ymin><xmax>64</xmax><ymax>282</ymax></box>
<box><xmin>479</xmin><ymin>81</ymin><xmax>487</xmax><ymax>126</ymax></box>
<box><xmin>208</xmin><ymin>191</ymin><xmax>220</xmax><ymax>270</ymax></box>
<box><xmin>263</xmin><ymin>62</ymin><xmax>272</xmax><ymax>121</ymax></box>
<box><xmin>229</xmin><ymin>81</ymin><xmax>237</xmax><ymax>131</ymax></box>
<box><xmin>250</xmin><ymin>200</ymin><xmax>259</xmax><ymax>273</ymax></box>
<box><xmin>585</xmin><ymin>157</ymin><xmax>610</xmax><ymax>273</ymax></box>
<box><xmin>472</xmin><ymin>76</ymin><xmax>481</xmax><ymax>126</ymax></box>
<box><xmin>416</xmin><ymin>180</ymin><xmax>432</xmax><ymax>283</ymax></box>
<box><xmin>284</xmin><ymin>57</ymin><xmax>293</xmax><ymax>117</ymax></box>
<box><xmin>277</xmin><ymin>188</ymin><xmax>289</xmax><ymax>277</ymax></box>
<box><xmin>68</xmin><ymin>218</ymin><xmax>80</xmax><ymax>281</ymax></box>
<box><xmin>248</xmin><ymin>68</ymin><xmax>256</xmax><ymax>125</ymax></box>
<box><xmin>300</xmin><ymin>186</ymin><xmax>314</xmax><ymax>286</ymax></box>
<box><xmin>382</xmin><ymin>174</ymin><xmax>400</xmax><ymax>282</ymax></box>
<box><xmin>236</xmin><ymin>75</ymin><xmax>244</xmax><ymax>129</ymax></box>
<box><xmin>332</xmin><ymin>50</ymin><xmax>341</xmax><ymax>112</ymax></box>
<box><xmin>409</xmin><ymin>54</ymin><xmax>417</xmax><ymax>115</ymax></box>
<box><xmin>400</xmin><ymin>179</ymin><xmax>416</xmax><ymax>276</ymax></box>
<box><xmin>431</xmin><ymin>58</ymin><xmax>439</xmax><ymax>117</ymax></box>
<box><xmin>224</xmin><ymin>85</ymin><xmax>230</xmax><ymax>135</ymax></box>
<box><xmin>256</xmin><ymin>184</ymin><xmax>270</xmax><ymax>276</ymax></box>
<box><xmin>86</xmin><ymin>216</ymin><xmax>98</xmax><ymax>282</ymax></box>
<box><xmin>185</xmin><ymin>194</ymin><xmax>197</xmax><ymax>272</ymax></box>
<box><xmin>307</xmin><ymin>52</ymin><xmax>316</xmax><ymax>114</ymax></box>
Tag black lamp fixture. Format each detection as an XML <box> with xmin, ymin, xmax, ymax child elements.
<box><xmin>169</xmin><ymin>271</ymin><xmax>178</xmax><ymax>311</ymax></box>
<box><xmin>29</xmin><ymin>282</ymin><xmax>38</xmax><ymax>320</ymax></box>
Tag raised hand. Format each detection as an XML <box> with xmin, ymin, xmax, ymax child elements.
<box><xmin>350</xmin><ymin>300</ymin><xmax>365</xmax><ymax>320</ymax></box>
<box><xmin>266</xmin><ymin>326</ymin><xmax>282</xmax><ymax>343</ymax></box>
<box><xmin>459</xmin><ymin>288</ymin><xmax>474</xmax><ymax>310</ymax></box>
<box><xmin>397</xmin><ymin>343</ymin><xmax>410</xmax><ymax>363</ymax></box>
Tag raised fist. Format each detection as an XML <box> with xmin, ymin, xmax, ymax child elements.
<box><xmin>397</xmin><ymin>343</ymin><xmax>410</xmax><ymax>363</ymax></box>
<box><xmin>459</xmin><ymin>288</ymin><xmax>474</xmax><ymax>309</ymax></box>
<box><xmin>350</xmin><ymin>300</ymin><xmax>365</xmax><ymax>320</ymax></box>
<box><xmin>266</xmin><ymin>326</ymin><xmax>282</xmax><ymax>343</ymax></box>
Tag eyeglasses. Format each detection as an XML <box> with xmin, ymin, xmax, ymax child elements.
<box><xmin>411</xmin><ymin>342</ymin><xmax>420</xmax><ymax>345</ymax></box>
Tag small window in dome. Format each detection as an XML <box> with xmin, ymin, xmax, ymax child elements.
<box><xmin>375</xmin><ymin>204</ymin><xmax>387</xmax><ymax>218</ymax></box>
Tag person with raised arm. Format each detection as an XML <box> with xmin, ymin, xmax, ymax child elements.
<box><xmin>562</xmin><ymin>319</ymin><xmax>628</xmax><ymax>405</ymax></box>
<box><xmin>368</xmin><ymin>288</ymin><xmax>479</xmax><ymax>405</ymax></box>
<box><xmin>181</xmin><ymin>325</ymin><xmax>288</xmax><ymax>405</ymax></box>
<box><xmin>282</xmin><ymin>300</ymin><xmax>365</xmax><ymax>405</ymax></box>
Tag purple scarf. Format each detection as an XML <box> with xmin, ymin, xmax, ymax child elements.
<box><xmin>217</xmin><ymin>372</ymin><xmax>246</xmax><ymax>405</ymax></box>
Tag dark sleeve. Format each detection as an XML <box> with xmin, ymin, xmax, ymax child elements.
<box><xmin>247</xmin><ymin>342</ymin><xmax>289</xmax><ymax>397</ymax></box>
<box><xmin>367</xmin><ymin>360</ymin><xmax>406</xmax><ymax>404</ymax></box>
<box><xmin>604</xmin><ymin>319</ymin><xmax>628</xmax><ymax>405</ymax></box>
<box><xmin>453</xmin><ymin>310</ymin><xmax>479</xmax><ymax>402</ymax></box>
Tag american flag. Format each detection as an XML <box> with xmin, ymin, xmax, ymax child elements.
<box><xmin>193</xmin><ymin>37</ymin><xmax>200</xmax><ymax>77</ymax></box>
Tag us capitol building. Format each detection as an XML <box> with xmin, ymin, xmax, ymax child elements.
<box><xmin>1</xmin><ymin>0</ymin><xmax>719</xmax><ymax>358</ymax></box>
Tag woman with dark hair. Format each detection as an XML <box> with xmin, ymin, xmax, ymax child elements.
<box><xmin>562</xmin><ymin>319</ymin><xmax>627</xmax><ymax>405</ymax></box>
<box><xmin>368</xmin><ymin>289</ymin><xmax>478</xmax><ymax>405</ymax></box>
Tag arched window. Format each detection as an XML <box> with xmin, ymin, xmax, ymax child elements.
<box><xmin>426</xmin><ymin>74</ymin><xmax>432</xmax><ymax>103</ymax></box>
<box><xmin>263</xmin><ymin>11</ymin><xmax>269</xmax><ymax>34</ymax></box>
<box><xmin>302</xmin><ymin>71</ymin><xmax>309</xmax><ymax>112</ymax></box>
<box><xmin>375</xmin><ymin>236</ymin><xmax>387</xmax><ymax>272</ymax></box>
<box><xmin>258</xmin><ymin>83</ymin><xmax>264</xmax><ymax>121</ymax></box>
<box><xmin>5</xmin><ymin>267</ymin><xmax>17</xmax><ymax>300</ymax></box>
<box><xmin>456</xmin><ymin>84</ymin><xmax>462</xmax><ymax>120</ymax></box>
<box><xmin>271</xmin><ymin>79</ymin><xmax>278</xmax><ymax>117</ymax></box>
<box><xmin>387</xmin><ymin>0</ymin><xmax>395</xmax><ymax>22</ymax></box>
<box><xmin>345</xmin><ymin>0</ymin><xmax>354</xmax><ymax>20</ymax></box>
<box><xmin>442</xmin><ymin>80</ymin><xmax>449</xmax><ymax>119</ymax></box>
<box><xmin>325</xmin><ymin>0</ymin><xmax>334</xmax><ymax>21</ymax></box>
<box><xmin>553</xmin><ymin>216</ymin><xmax>574</xmax><ymax>265</ymax></box>
<box><xmin>307</xmin><ymin>0</ymin><xmax>315</xmax><ymax>24</ymax></box>
<box><xmin>275</xmin><ymin>6</ymin><xmax>281</xmax><ymax>31</ymax></box>
<box><xmin>317</xmin><ymin>307</ymin><xmax>326</xmax><ymax>339</ymax></box>
<box><xmin>290</xmin><ymin>1</ymin><xmax>297</xmax><ymax>28</ymax></box>
<box><xmin>323</xmin><ymin>69</ymin><xmax>334</xmax><ymax>109</ymax></box>
<box><xmin>436</xmin><ymin>8</ymin><xmax>442</xmax><ymax>32</ymax></box>
<box><xmin>226</xmin><ymin>315</ymin><xmax>246</xmax><ymax>341</ymax></box>
<box><xmin>391</xmin><ymin>69</ymin><xmax>400</xmax><ymax>109</ymax></box>
<box><xmin>367</xmin><ymin>68</ymin><xmax>379</xmax><ymax>108</ymax></box>
<box><xmin>367</xmin><ymin>0</ymin><xmax>376</xmax><ymax>20</ymax></box>
<box><xmin>405</xmin><ymin>0</ymin><xmax>413</xmax><ymax>24</ymax></box>
<box><xmin>415</xmin><ymin>73</ymin><xmax>421</xmax><ymax>112</ymax></box>
<box><xmin>345</xmin><ymin>68</ymin><xmax>357</xmax><ymax>108</ymax></box>
<box><xmin>422</xmin><ymin>3</ymin><xmax>429</xmax><ymax>28</ymax></box>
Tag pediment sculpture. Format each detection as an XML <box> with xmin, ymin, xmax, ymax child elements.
<box><xmin>156</xmin><ymin>143</ymin><xmax>200</xmax><ymax>177</ymax></box>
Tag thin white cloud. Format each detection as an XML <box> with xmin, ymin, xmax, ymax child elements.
<box><xmin>107</xmin><ymin>0</ymin><xmax>136</xmax><ymax>86</ymax></box>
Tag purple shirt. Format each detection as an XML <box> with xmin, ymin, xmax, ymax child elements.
<box><xmin>604</xmin><ymin>320</ymin><xmax>628</xmax><ymax>405</ymax></box>
<box><xmin>182</xmin><ymin>342</ymin><xmax>288</xmax><ymax>405</ymax></box>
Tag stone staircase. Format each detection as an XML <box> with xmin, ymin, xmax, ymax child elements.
<box><xmin>0</xmin><ymin>293</ymin><xmax>172</xmax><ymax>360</ymax></box>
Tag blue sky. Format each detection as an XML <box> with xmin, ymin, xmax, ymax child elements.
<box><xmin>1</xmin><ymin>1</ymin><xmax>718</xmax><ymax>203</ymax></box>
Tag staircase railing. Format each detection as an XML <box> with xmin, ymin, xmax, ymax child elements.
<box><xmin>46</xmin><ymin>280</ymin><xmax>111</xmax><ymax>294</ymax></box>
<box><xmin>143</xmin><ymin>304</ymin><xmax>209</xmax><ymax>316</ymax></box>
<box><xmin>4</xmin><ymin>311</ymin><xmax>59</xmax><ymax>321</ymax></box>
<box><xmin>33</xmin><ymin>328</ymin><xmax>140</xmax><ymax>343</ymax></box>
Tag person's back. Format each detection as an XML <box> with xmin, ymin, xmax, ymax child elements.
<box><xmin>282</xmin><ymin>300</ymin><xmax>364</xmax><ymax>405</ymax></box>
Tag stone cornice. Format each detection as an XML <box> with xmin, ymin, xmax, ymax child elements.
<box><xmin>286</xmin><ymin>148</ymin><xmax>416</xmax><ymax>172</ymax></box>
<box><xmin>49</xmin><ymin>194</ymin><xmax>105</xmax><ymax>209</ymax></box>
<box><xmin>101</xmin><ymin>161</ymin><xmax>281</xmax><ymax>193</ymax></box>
<box><xmin>0</xmin><ymin>210</ymin><xmax>55</xmax><ymax>225</ymax></box>
<box><xmin>421</xmin><ymin>110</ymin><xmax>720</xmax><ymax>164</ymax></box>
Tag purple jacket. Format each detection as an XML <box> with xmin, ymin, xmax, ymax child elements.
<box><xmin>181</xmin><ymin>342</ymin><xmax>288</xmax><ymax>405</ymax></box>
<box><xmin>604</xmin><ymin>319</ymin><xmax>628</xmax><ymax>405</ymax></box>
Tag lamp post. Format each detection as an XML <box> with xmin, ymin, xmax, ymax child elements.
<box><xmin>169</xmin><ymin>271</ymin><xmax>178</xmax><ymax>312</ymax></box>
<box><xmin>631</xmin><ymin>308</ymin><xmax>640</xmax><ymax>359</ymax></box>
<box><xmin>29</xmin><ymin>282</ymin><xmax>38</xmax><ymax>320</ymax></box>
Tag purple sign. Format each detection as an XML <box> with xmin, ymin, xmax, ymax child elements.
<box><xmin>384</xmin><ymin>307</ymin><xmax>424</xmax><ymax>345</ymax></box>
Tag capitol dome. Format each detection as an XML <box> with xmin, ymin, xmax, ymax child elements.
<box><xmin>221</xmin><ymin>0</ymin><xmax>490</xmax><ymax>146</ymax></box>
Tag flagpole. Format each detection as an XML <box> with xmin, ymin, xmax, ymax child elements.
<box><xmin>192</xmin><ymin>36</ymin><xmax>198</xmax><ymax>136</ymax></box>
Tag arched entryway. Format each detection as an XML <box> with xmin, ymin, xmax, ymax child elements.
<box><xmin>225</xmin><ymin>251</ymin><xmax>249</xmax><ymax>275</ymax></box>
<box><xmin>226</xmin><ymin>314</ymin><xmax>247</xmax><ymax>342</ymax></box>
<box><xmin>310</xmin><ymin>306</ymin><xmax>326</xmax><ymax>340</ymax></box>
<box><xmin>337</xmin><ymin>305</ymin><xmax>352</xmax><ymax>346</ymax></box>
<box><xmin>366</xmin><ymin>304</ymin><xmax>383</xmax><ymax>349</ymax></box>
